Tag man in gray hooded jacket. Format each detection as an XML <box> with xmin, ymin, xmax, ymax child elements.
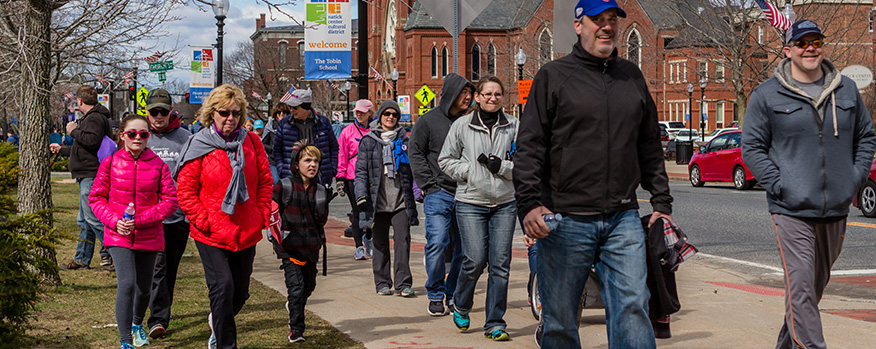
<box><xmin>742</xmin><ymin>19</ymin><xmax>876</xmax><ymax>349</ymax></box>
<box><xmin>409</xmin><ymin>72</ymin><xmax>474</xmax><ymax>316</ymax></box>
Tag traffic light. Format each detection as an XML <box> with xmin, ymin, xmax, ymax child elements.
<box><xmin>129</xmin><ymin>86</ymin><xmax>135</xmax><ymax>100</ymax></box>
<box><xmin>185</xmin><ymin>93</ymin><xmax>190</xmax><ymax>104</ymax></box>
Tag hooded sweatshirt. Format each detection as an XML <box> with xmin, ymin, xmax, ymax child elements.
<box><xmin>409</xmin><ymin>73</ymin><xmax>475</xmax><ymax>195</ymax></box>
<box><xmin>148</xmin><ymin>110</ymin><xmax>193</xmax><ymax>224</ymax></box>
<box><xmin>65</xmin><ymin>103</ymin><xmax>113</xmax><ymax>178</ymax></box>
<box><xmin>742</xmin><ymin>57</ymin><xmax>876</xmax><ymax>218</ymax></box>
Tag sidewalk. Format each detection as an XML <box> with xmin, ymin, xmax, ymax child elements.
<box><xmin>250</xmin><ymin>218</ymin><xmax>876</xmax><ymax>348</ymax></box>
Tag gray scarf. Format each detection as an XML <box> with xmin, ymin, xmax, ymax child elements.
<box><xmin>366</xmin><ymin>128</ymin><xmax>398</xmax><ymax>179</ymax></box>
<box><xmin>173</xmin><ymin>126</ymin><xmax>250</xmax><ymax>215</ymax></box>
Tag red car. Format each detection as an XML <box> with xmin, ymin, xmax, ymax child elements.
<box><xmin>688</xmin><ymin>130</ymin><xmax>757</xmax><ymax>190</ymax></box>
<box><xmin>853</xmin><ymin>158</ymin><xmax>876</xmax><ymax>217</ymax></box>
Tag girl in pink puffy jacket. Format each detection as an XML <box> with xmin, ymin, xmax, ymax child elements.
<box><xmin>89</xmin><ymin>114</ymin><xmax>178</xmax><ymax>349</ymax></box>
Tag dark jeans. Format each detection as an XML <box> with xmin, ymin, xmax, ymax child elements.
<box><xmin>282</xmin><ymin>258</ymin><xmax>318</xmax><ymax>333</ymax></box>
<box><xmin>108</xmin><ymin>247</ymin><xmax>158</xmax><ymax>345</ymax></box>
<box><xmin>73</xmin><ymin>177</ymin><xmax>108</xmax><ymax>265</ymax></box>
<box><xmin>343</xmin><ymin>178</ymin><xmax>366</xmax><ymax>247</ymax></box>
<box><xmin>147</xmin><ymin>221</ymin><xmax>190</xmax><ymax>330</ymax></box>
<box><xmin>196</xmin><ymin>241</ymin><xmax>256</xmax><ymax>349</ymax></box>
<box><xmin>371</xmin><ymin>209</ymin><xmax>412</xmax><ymax>291</ymax></box>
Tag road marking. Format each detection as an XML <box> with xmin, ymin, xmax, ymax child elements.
<box><xmin>848</xmin><ymin>222</ymin><xmax>876</xmax><ymax>229</ymax></box>
<box><xmin>829</xmin><ymin>269</ymin><xmax>876</xmax><ymax>276</ymax></box>
<box><xmin>637</xmin><ymin>199</ymin><xmax>648</xmax><ymax>203</ymax></box>
<box><xmin>697</xmin><ymin>253</ymin><xmax>784</xmax><ymax>273</ymax></box>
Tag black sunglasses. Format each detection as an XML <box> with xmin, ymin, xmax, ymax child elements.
<box><xmin>216</xmin><ymin>109</ymin><xmax>242</xmax><ymax>117</ymax></box>
<box><xmin>125</xmin><ymin>130</ymin><xmax>150</xmax><ymax>140</ymax></box>
<box><xmin>793</xmin><ymin>39</ymin><xmax>823</xmax><ymax>49</ymax></box>
<box><xmin>382</xmin><ymin>111</ymin><xmax>398</xmax><ymax>117</ymax></box>
<box><xmin>148</xmin><ymin>109</ymin><xmax>170</xmax><ymax>117</ymax></box>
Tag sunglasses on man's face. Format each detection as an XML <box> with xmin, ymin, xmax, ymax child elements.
<box><xmin>216</xmin><ymin>109</ymin><xmax>242</xmax><ymax>117</ymax></box>
<box><xmin>793</xmin><ymin>39</ymin><xmax>824</xmax><ymax>49</ymax></box>
<box><xmin>125</xmin><ymin>130</ymin><xmax>150</xmax><ymax>140</ymax></box>
<box><xmin>148</xmin><ymin>108</ymin><xmax>170</xmax><ymax>117</ymax></box>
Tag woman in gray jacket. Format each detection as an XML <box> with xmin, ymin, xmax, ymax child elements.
<box><xmin>438</xmin><ymin>75</ymin><xmax>518</xmax><ymax>341</ymax></box>
<box><xmin>355</xmin><ymin>100</ymin><xmax>419</xmax><ymax>297</ymax></box>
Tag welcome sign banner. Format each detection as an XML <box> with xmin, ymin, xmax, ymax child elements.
<box><xmin>304</xmin><ymin>0</ymin><xmax>351</xmax><ymax>80</ymax></box>
<box><xmin>189</xmin><ymin>46</ymin><xmax>215</xmax><ymax>104</ymax></box>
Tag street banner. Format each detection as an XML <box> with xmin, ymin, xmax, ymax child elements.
<box><xmin>398</xmin><ymin>95</ymin><xmax>411</xmax><ymax>121</ymax></box>
<box><xmin>97</xmin><ymin>94</ymin><xmax>110</xmax><ymax>108</ymax></box>
<box><xmin>190</xmin><ymin>46</ymin><xmax>215</xmax><ymax>104</ymax></box>
<box><xmin>304</xmin><ymin>0</ymin><xmax>352</xmax><ymax>80</ymax></box>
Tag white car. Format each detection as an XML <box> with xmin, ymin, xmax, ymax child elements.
<box><xmin>660</xmin><ymin>121</ymin><xmax>687</xmax><ymax>140</ymax></box>
<box><xmin>674</xmin><ymin>129</ymin><xmax>700</xmax><ymax>142</ymax></box>
<box><xmin>703</xmin><ymin>127</ymin><xmax>739</xmax><ymax>143</ymax></box>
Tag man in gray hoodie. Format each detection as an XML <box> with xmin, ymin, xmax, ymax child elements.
<box><xmin>742</xmin><ymin>20</ymin><xmax>876</xmax><ymax>349</ymax></box>
<box><xmin>409</xmin><ymin>73</ymin><xmax>474</xmax><ymax>316</ymax></box>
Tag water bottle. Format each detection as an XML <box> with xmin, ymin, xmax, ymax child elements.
<box><xmin>542</xmin><ymin>213</ymin><xmax>563</xmax><ymax>232</ymax></box>
<box><xmin>120</xmin><ymin>203</ymin><xmax>135</xmax><ymax>235</ymax></box>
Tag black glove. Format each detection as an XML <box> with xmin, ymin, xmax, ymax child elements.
<box><xmin>356</xmin><ymin>196</ymin><xmax>370</xmax><ymax>212</ymax></box>
<box><xmin>409</xmin><ymin>215</ymin><xmax>420</xmax><ymax>226</ymax></box>
<box><xmin>477</xmin><ymin>153</ymin><xmax>502</xmax><ymax>174</ymax></box>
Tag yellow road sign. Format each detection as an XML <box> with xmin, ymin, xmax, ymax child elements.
<box><xmin>137</xmin><ymin>87</ymin><xmax>149</xmax><ymax>108</ymax></box>
<box><xmin>415</xmin><ymin>85</ymin><xmax>435</xmax><ymax>106</ymax></box>
<box><xmin>418</xmin><ymin>106</ymin><xmax>431</xmax><ymax>115</ymax></box>
<box><xmin>136</xmin><ymin>109</ymin><xmax>148</xmax><ymax>116</ymax></box>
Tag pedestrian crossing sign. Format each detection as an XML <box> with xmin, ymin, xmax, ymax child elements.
<box><xmin>415</xmin><ymin>85</ymin><xmax>435</xmax><ymax>106</ymax></box>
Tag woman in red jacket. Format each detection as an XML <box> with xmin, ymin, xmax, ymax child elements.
<box><xmin>89</xmin><ymin>114</ymin><xmax>178</xmax><ymax>349</ymax></box>
<box><xmin>174</xmin><ymin>84</ymin><xmax>273</xmax><ymax>349</ymax></box>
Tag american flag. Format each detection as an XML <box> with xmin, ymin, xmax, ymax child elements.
<box><xmin>326</xmin><ymin>79</ymin><xmax>337</xmax><ymax>90</ymax></box>
<box><xmin>121</xmin><ymin>70</ymin><xmax>135</xmax><ymax>87</ymax></box>
<box><xmin>143</xmin><ymin>51</ymin><xmax>165</xmax><ymax>63</ymax></box>
<box><xmin>754</xmin><ymin>0</ymin><xmax>791</xmax><ymax>30</ymax></box>
<box><xmin>279</xmin><ymin>85</ymin><xmax>297</xmax><ymax>103</ymax></box>
<box><xmin>64</xmin><ymin>92</ymin><xmax>74</xmax><ymax>99</ymax></box>
<box><xmin>252</xmin><ymin>91</ymin><xmax>262</xmax><ymax>99</ymax></box>
<box><xmin>370</xmin><ymin>66</ymin><xmax>384</xmax><ymax>82</ymax></box>
<box><xmin>96</xmin><ymin>73</ymin><xmax>110</xmax><ymax>87</ymax></box>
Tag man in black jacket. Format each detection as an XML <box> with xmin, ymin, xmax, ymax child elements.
<box><xmin>513</xmin><ymin>0</ymin><xmax>672</xmax><ymax>347</ymax></box>
<box><xmin>409</xmin><ymin>72</ymin><xmax>474</xmax><ymax>316</ymax></box>
<box><xmin>51</xmin><ymin>85</ymin><xmax>114</xmax><ymax>270</ymax></box>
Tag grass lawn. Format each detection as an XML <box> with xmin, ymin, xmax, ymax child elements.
<box><xmin>24</xmin><ymin>180</ymin><xmax>364</xmax><ymax>348</ymax></box>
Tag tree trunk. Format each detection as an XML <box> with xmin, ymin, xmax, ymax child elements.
<box><xmin>19</xmin><ymin>0</ymin><xmax>60</xmax><ymax>284</ymax></box>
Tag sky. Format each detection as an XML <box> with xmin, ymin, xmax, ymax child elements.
<box><xmin>145</xmin><ymin>0</ymin><xmax>359</xmax><ymax>90</ymax></box>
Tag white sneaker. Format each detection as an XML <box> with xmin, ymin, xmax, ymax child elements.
<box><xmin>207</xmin><ymin>313</ymin><xmax>216</xmax><ymax>349</ymax></box>
<box><xmin>362</xmin><ymin>236</ymin><xmax>373</xmax><ymax>257</ymax></box>
<box><xmin>131</xmin><ymin>324</ymin><xmax>149</xmax><ymax>347</ymax></box>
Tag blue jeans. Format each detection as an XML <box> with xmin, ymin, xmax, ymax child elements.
<box><xmin>73</xmin><ymin>177</ymin><xmax>106</xmax><ymax>265</ymax></box>
<box><xmin>453</xmin><ymin>201</ymin><xmax>516</xmax><ymax>333</ymax></box>
<box><xmin>270</xmin><ymin>164</ymin><xmax>279</xmax><ymax>184</ymax></box>
<box><xmin>423</xmin><ymin>190</ymin><xmax>463</xmax><ymax>301</ymax></box>
<box><xmin>538</xmin><ymin>209</ymin><xmax>654</xmax><ymax>348</ymax></box>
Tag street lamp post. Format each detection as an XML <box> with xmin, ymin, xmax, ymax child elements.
<box><xmin>212</xmin><ymin>0</ymin><xmax>230</xmax><ymax>86</ymax></box>
<box><xmin>686</xmin><ymin>83</ymin><xmax>693</xmax><ymax>140</ymax></box>
<box><xmin>344</xmin><ymin>81</ymin><xmax>352</xmax><ymax>123</ymax></box>
<box><xmin>390</xmin><ymin>68</ymin><xmax>399</xmax><ymax>101</ymax></box>
<box><xmin>266</xmin><ymin>92</ymin><xmax>272</xmax><ymax>120</ymax></box>
<box><xmin>515</xmin><ymin>48</ymin><xmax>527</xmax><ymax>116</ymax></box>
<box><xmin>700</xmin><ymin>78</ymin><xmax>707</xmax><ymax>142</ymax></box>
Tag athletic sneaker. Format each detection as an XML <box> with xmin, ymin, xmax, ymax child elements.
<box><xmin>208</xmin><ymin>313</ymin><xmax>217</xmax><ymax>349</ymax></box>
<box><xmin>100</xmin><ymin>255</ymin><xmax>113</xmax><ymax>266</ymax></box>
<box><xmin>289</xmin><ymin>329</ymin><xmax>305</xmax><ymax>343</ymax></box>
<box><xmin>485</xmin><ymin>329</ymin><xmax>510</xmax><ymax>341</ymax></box>
<box><xmin>377</xmin><ymin>286</ymin><xmax>393</xmax><ymax>295</ymax></box>
<box><xmin>131</xmin><ymin>324</ymin><xmax>149</xmax><ymax>347</ymax></box>
<box><xmin>427</xmin><ymin>300</ymin><xmax>446</xmax><ymax>316</ymax></box>
<box><xmin>362</xmin><ymin>235</ymin><xmax>373</xmax><ymax>257</ymax></box>
<box><xmin>59</xmin><ymin>259</ymin><xmax>88</xmax><ymax>270</ymax></box>
<box><xmin>119</xmin><ymin>340</ymin><xmax>136</xmax><ymax>349</ymax></box>
<box><xmin>398</xmin><ymin>287</ymin><xmax>415</xmax><ymax>297</ymax></box>
<box><xmin>354</xmin><ymin>246</ymin><xmax>367</xmax><ymax>260</ymax></box>
<box><xmin>445</xmin><ymin>297</ymin><xmax>454</xmax><ymax>313</ymax></box>
<box><xmin>148</xmin><ymin>324</ymin><xmax>166</xmax><ymax>339</ymax></box>
<box><xmin>452</xmin><ymin>310</ymin><xmax>470</xmax><ymax>331</ymax></box>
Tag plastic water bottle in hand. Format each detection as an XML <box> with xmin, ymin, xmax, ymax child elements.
<box><xmin>542</xmin><ymin>213</ymin><xmax>563</xmax><ymax>232</ymax></box>
<box><xmin>121</xmin><ymin>203</ymin><xmax>135</xmax><ymax>235</ymax></box>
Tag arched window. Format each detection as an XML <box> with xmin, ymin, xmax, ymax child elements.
<box><xmin>442</xmin><ymin>47</ymin><xmax>448</xmax><ymax>77</ymax></box>
<box><xmin>278</xmin><ymin>41</ymin><xmax>288</xmax><ymax>67</ymax></box>
<box><xmin>538</xmin><ymin>28</ymin><xmax>552</xmax><ymax>67</ymax></box>
<box><xmin>487</xmin><ymin>43</ymin><xmax>496</xmax><ymax>75</ymax></box>
<box><xmin>431</xmin><ymin>47</ymin><xmax>438</xmax><ymax>78</ymax></box>
<box><xmin>627</xmin><ymin>29</ymin><xmax>641</xmax><ymax>68</ymax></box>
<box><xmin>471</xmin><ymin>44</ymin><xmax>481</xmax><ymax>81</ymax></box>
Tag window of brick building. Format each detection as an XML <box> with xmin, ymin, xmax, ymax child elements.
<box><xmin>487</xmin><ymin>43</ymin><xmax>495</xmax><ymax>75</ymax></box>
<box><xmin>431</xmin><ymin>47</ymin><xmax>437</xmax><ymax>78</ymax></box>
<box><xmin>627</xmin><ymin>29</ymin><xmax>640</xmax><ymax>68</ymax></box>
<box><xmin>298</xmin><ymin>41</ymin><xmax>304</xmax><ymax>69</ymax></box>
<box><xmin>715</xmin><ymin>63</ymin><xmax>724</xmax><ymax>82</ymax></box>
<box><xmin>699</xmin><ymin>61</ymin><xmax>708</xmax><ymax>81</ymax></box>
<box><xmin>472</xmin><ymin>44</ymin><xmax>481</xmax><ymax>81</ymax></box>
<box><xmin>279</xmin><ymin>41</ymin><xmax>287</xmax><ymax>67</ymax></box>
<box><xmin>539</xmin><ymin>28</ymin><xmax>552</xmax><ymax>67</ymax></box>
<box><xmin>442</xmin><ymin>47</ymin><xmax>448</xmax><ymax>77</ymax></box>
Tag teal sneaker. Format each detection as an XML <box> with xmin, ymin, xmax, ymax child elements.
<box><xmin>377</xmin><ymin>286</ymin><xmax>393</xmax><ymax>295</ymax></box>
<box><xmin>485</xmin><ymin>329</ymin><xmax>510</xmax><ymax>341</ymax></box>
<box><xmin>120</xmin><ymin>341</ymin><xmax>136</xmax><ymax>349</ymax></box>
<box><xmin>131</xmin><ymin>324</ymin><xmax>149</xmax><ymax>347</ymax></box>
<box><xmin>452</xmin><ymin>310</ymin><xmax>470</xmax><ymax>331</ymax></box>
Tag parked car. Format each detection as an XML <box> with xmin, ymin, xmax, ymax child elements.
<box><xmin>660</xmin><ymin>121</ymin><xmax>687</xmax><ymax>139</ymax></box>
<box><xmin>703</xmin><ymin>127</ymin><xmax>739</xmax><ymax>143</ymax></box>
<box><xmin>332</xmin><ymin>122</ymin><xmax>350</xmax><ymax>139</ymax></box>
<box><xmin>659</xmin><ymin>127</ymin><xmax>669</xmax><ymax>141</ymax></box>
<box><xmin>853</xmin><ymin>158</ymin><xmax>876</xmax><ymax>217</ymax></box>
<box><xmin>673</xmin><ymin>129</ymin><xmax>700</xmax><ymax>142</ymax></box>
<box><xmin>688</xmin><ymin>130</ymin><xmax>757</xmax><ymax>190</ymax></box>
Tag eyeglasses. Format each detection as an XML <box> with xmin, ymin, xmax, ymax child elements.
<box><xmin>216</xmin><ymin>109</ymin><xmax>242</xmax><ymax>117</ymax></box>
<box><xmin>125</xmin><ymin>130</ymin><xmax>150</xmax><ymax>140</ymax></box>
<box><xmin>382</xmin><ymin>111</ymin><xmax>398</xmax><ymax>118</ymax></box>
<box><xmin>148</xmin><ymin>108</ymin><xmax>169</xmax><ymax>117</ymax></box>
<box><xmin>480</xmin><ymin>93</ymin><xmax>503</xmax><ymax>100</ymax></box>
<box><xmin>793</xmin><ymin>39</ymin><xmax>824</xmax><ymax>49</ymax></box>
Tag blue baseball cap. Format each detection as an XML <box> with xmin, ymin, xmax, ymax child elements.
<box><xmin>786</xmin><ymin>20</ymin><xmax>824</xmax><ymax>45</ymax></box>
<box><xmin>254</xmin><ymin>120</ymin><xmax>264</xmax><ymax>129</ymax></box>
<box><xmin>575</xmin><ymin>0</ymin><xmax>627</xmax><ymax>19</ymax></box>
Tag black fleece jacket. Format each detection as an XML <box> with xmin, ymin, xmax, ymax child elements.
<box><xmin>513</xmin><ymin>43</ymin><xmax>672</xmax><ymax>218</ymax></box>
<box><xmin>409</xmin><ymin>73</ymin><xmax>475</xmax><ymax>195</ymax></box>
<box><xmin>64</xmin><ymin>103</ymin><xmax>113</xmax><ymax>179</ymax></box>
